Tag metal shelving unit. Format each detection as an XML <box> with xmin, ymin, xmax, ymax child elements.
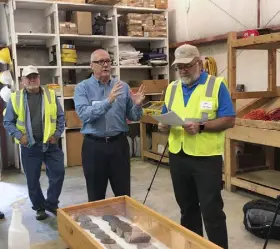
<box><xmin>4</xmin><ymin>0</ymin><xmax>169</xmax><ymax>167</ymax></box>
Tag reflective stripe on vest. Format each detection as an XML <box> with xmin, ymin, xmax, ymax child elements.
<box><xmin>167</xmin><ymin>76</ymin><xmax>216</xmax><ymax>122</ymax></box>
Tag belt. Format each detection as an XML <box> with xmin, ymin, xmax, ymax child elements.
<box><xmin>85</xmin><ymin>132</ymin><xmax>125</xmax><ymax>143</ymax></box>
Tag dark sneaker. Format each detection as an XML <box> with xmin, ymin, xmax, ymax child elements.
<box><xmin>0</xmin><ymin>211</ymin><xmax>4</xmax><ymax>219</ymax></box>
<box><xmin>36</xmin><ymin>209</ymin><xmax>48</xmax><ymax>220</ymax></box>
<box><xmin>45</xmin><ymin>206</ymin><xmax>57</xmax><ymax>216</ymax></box>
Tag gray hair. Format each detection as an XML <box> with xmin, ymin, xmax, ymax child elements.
<box><xmin>90</xmin><ymin>49</ymin><xmax>109</xmax><ymax>62</ymax></box>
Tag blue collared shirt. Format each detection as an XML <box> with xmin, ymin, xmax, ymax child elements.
<box><xmin>162</xmin><ymin>71</ymin><xmax>236</xmax><ymax>117</ymax></box>
<box><xmin>74</xmin><ymin>75</ymin><xmax>143</xmax><ymax>137</ymax></box>
<box><xmin>3</xmin><ymin>88</ymin><xmax>65</xmax><ymax>151</ymax></box>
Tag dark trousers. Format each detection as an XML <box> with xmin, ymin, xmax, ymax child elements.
<box><xmin>169</xmin><ymin>151</ymin><xmax>228</xmax><ymax>249</ymax></box>
<box><xmin>21</xmin><ymin>143</ymin><xmax>65</xmax><ymax>210</ymax></box>
<box><xmin>82</xmin><ymin>134</ymin><xmax>130</xmax><ymax>202</ymax></box>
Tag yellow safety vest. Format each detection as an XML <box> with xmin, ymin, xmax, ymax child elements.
<box><xmin>10</xmin><ymin>87</ymin><xmax>57</xmax><ymax>144</ymax></box>
<box><xmin>164</xmin><ymin>75</ymin><xmax>227</xmax><ymax>156</ymax></box>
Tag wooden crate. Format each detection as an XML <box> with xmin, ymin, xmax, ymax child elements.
<box><xmin>58</xmin><ymin>196</ymin><xmax>222</xmax><ymax>249</ymax></box>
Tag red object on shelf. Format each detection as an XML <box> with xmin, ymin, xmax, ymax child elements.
<box><xmin>242</xmin><ymin>29</ymin><xmax>259</xmax><ymax>38</ymax></box>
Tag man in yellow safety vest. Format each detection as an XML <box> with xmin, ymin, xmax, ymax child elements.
<box><xmin>159</xmin><ymin>44</ymin><xmax>235</xmax><ymax>249</ymax></box>
<box><xmin>3</xmin><ymin>65</ymin><xmax>65</xmax><ymax>220</ymax></box>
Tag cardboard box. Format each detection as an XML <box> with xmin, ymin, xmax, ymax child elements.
<box><xmin>63</xmin><ymin>84</ymin><xmax>76</xmax><ymax>97</ymax></box>
<box><xmin>155</xmin><ymin>0</ymin><xmax>167</xmax><ymax>9</ymax></box>
<box><xmin>59</xmin><ymin>22</ymin><xmax>78</xmax><ymax>34</ymax></box>
<box><xmin>142</xmin><ymin>79</ymin><xmax>168</xmax><ymax>93</ymax></box>
<box><xmin>72</xmin><ymin>12</ymin><xmax>92</xmax><ymax>35</ymax></box>
<box><xmin>152</xmin><ymin>132</ymin><xmax>169</xmax><ymax>157</ymax></box>
<box><xmin>65</xmin><ymin>110</ymin><xmax>82</xmax><ymax>128</ymax></box>
<box><xmin>145</xmin><ymin>30</ymin><xmax>167</xmax><ymax>37</ymax></box>
<box><xmin>66</xmin><ymin>131</ymin><xmax>83</xmax><ymax>167</ymax></box>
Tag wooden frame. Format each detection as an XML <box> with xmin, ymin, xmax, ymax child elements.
<box><xmin>225</xmin><ymin>32</ymin><xmax>280</xmax><ymax>198</ymax></box>
<box><xmin>140</xmin><ymin>115</ymin><xmax>169</xmax><ymax>164</ymax></box>
<box><xmin>58</xmin><ymin>196</ymin><xmax>222</xmax><ymax>249</ymax></box>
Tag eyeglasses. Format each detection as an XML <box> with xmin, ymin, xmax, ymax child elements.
<box><xmin>25</xmin><ymin>74</ymin><xmax>39</xmax><ymax>80</ymax></box>
<box><xmin>91</xmin><ymin>59</ymin><xmax>112</xmax><ymax>66</ymax></box>
<box><xmin>175</xmin><ymin>60</ymin><xmax>200</xmax><ymax>71</ymax></box>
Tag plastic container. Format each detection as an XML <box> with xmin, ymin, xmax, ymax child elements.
<box><xmin>8</xmin><ymin>200</ymin><xmax>30</xmax><ymax>249</ymax></box>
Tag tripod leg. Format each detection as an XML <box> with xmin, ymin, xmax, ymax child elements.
<box><xmin>143</xmin><ymin>142</ymin><xmax>168</xmax><ymax>205</ymax></box>
<box><xmin>263</xmin><ymin>195</ymin><xmax>280</xmax><ymax>249</ymax></box>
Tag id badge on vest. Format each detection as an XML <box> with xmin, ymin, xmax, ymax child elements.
<box><xmin>200</xmin><ymin>101</ymin><xmax>213</xmax><ymax>111</ymax></box>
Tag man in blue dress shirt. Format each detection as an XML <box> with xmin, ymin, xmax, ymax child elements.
<box><xmin>74</xmin><ymin>49</ymin><xmax>145</xmax><ymax>202</ymax></box>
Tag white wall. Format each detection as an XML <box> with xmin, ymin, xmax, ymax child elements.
<box><xmin>168</xmin><ymin>0</ymin><xmax>280</xmax><ymax>92</ymax></box>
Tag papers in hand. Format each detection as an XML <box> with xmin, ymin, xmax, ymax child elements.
<box><xmin>152</xmin><ymin>111</ymin><xmax>185</xmax><ymax>126</ymax></box>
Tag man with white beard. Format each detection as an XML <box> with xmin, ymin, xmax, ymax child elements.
<box><xmin>158</xmin><ymin>44</ymin><xmax>235</xmax><ymax>249</ymax></box>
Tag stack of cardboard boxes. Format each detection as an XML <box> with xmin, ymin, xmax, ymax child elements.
<box><xmin>118</xmin><ymin>0</ymin><xmax>167</xmax><ymax>9</ymax></box>
<box><xmin>118</xmin><ymin>12</ymin><xmax>166</xmax><ymax>37</ymax></box>
<box><xmin>143</xmin><ymin>13</ymin><xmax>167</xmax><ymax>37</ymax></box>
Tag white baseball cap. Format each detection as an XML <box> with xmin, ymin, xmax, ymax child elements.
<box><xmin>172</xmin><ymin>44</ymin><xmax>200</xmax><ymax>66</ymax></box>
<box><xmin>22</xmin><ymin>65</ymin><xmax>39</xmax><ymax>77</ymax></box>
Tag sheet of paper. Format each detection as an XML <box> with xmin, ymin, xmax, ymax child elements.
<box><xmin>152</xmin><ymin>111</ymin><xmax>185</xmax><ymax>126</ymax></box>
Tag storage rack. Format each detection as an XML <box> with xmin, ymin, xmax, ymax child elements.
<box><xmin>4</xmin><ymin>0</ymin><xmax>169</xmax><ymax>167</ymax></box>
<box><xmin>225</xmin><ymin>31</ymin><xmax>280</xmax><ymax>198</ymax></box>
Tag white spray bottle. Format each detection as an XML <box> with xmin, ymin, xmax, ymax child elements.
<box><xmin>8</xmin><ymin>198</ymin><xmax>30</xmax><ymax>249</ymax></box>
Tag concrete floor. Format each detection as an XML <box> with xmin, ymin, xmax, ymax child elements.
<box><xmin>0</xmin><ymin>159</ymin><xmax>280</xmax><ymax>249</ymax></box>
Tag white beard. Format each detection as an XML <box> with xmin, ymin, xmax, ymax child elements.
<box><xmin>181</xmin><ymin>76</ymin><xmax>194</xmax><ymax>85</ymax></box>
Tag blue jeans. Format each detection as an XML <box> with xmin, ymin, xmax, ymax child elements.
<box><xmin>21</xmin><ymin>142</ymin><xmax>65</xmax><ymax>211</ymax></box>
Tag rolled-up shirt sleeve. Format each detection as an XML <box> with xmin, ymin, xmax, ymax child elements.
<box><xmin>74</xmin><ymin>82</ymin><xmax>112</xmax><ymax>123</ymax></box>
<box><xmin>3</xmin><ymin>99</ymin><xmax>23</xmax><ymax>140</ymax></box>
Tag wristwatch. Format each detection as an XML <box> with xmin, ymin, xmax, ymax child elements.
<box><xmin>199</xmin><ymin>122</ymin><xmax>205</xmax><ymax>133</ymax></box>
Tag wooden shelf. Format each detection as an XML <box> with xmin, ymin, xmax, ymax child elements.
<box><xmin>57</xmin><ymin>1</ymin><xmax>112</xmax><ymax>12</ymax></box>
<box><xmin>231</xmin><ymin>33</ymin><xmax>280</xmax><ymax>50</ymax></box>
<box><xmin>8</xmin><ymin>0</ymin><xmax>169</xmax><ymax>168</ymax></box>
<box><xmin>15</xmin><ymin>0</ymin><xmax>52</xmax><ymax>9</ymax></box>
<box><xmin>142</xmin><ymin>150</ymin><xmax>169</xmax><ymax>163</ymax></box>
<box><xmin>60</xmin><ymin>34</ymin><xmax>114</xmax><ymax>41</ymax></box>
<box><xmin>118</xmin><ymin>36</ymin><xmax>166</xmax><ymax>42</ymax></box>
<box><xmin>231</xmin><ymin>170</ymin><xmax>280</xmax><ymax>198</ymax></box>
<box><xmin>225</xmin><ymin>32</ymin><xmax>280</xmax><ymax>198</ymax></box>
<box><xmin>169</xmin><ymin>24</ymin><xmax>280</xmax><ymax>49</ymax></box>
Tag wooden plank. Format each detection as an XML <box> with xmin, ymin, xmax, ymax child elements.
<box><xmin>57</xmin><ymin>208</ymin><xmax>103</xmax><ymax>249</ymax></box>
<box><xmin>224</xmin><ymin>138</ymin><xmax>237</xmax><ymax>191</ymax></box>
<box><xmin>231</xmin><ymin>91</ymin><xmax>276</xmax><ymax>99</ymax></box>
<box><xmin>231</xmin><ymin>32</ymin><xmax>280</xmax><ymax>49</ymax></box>
<box><xmin>265</xmin><ymin>146</ymin><xmax>275</xmax><ymax>170</ymax></box>
<box><xmin>236</xmin><ymin>169</ymin><xmax>280</xmax><ymax>190</ymax></box>
<box><xmin>169</xmin><ymin>25</ymin><xmax>280</xmax><ymax>49</ymax></box>
<box><xmin>141</xmin><ymin>115</ymin><xmax>158</xmax><ymax>124</ymax></box>
<box><xmin>58</xmin><ymin>196</ymin><xmax>125</xmax><ymax>213</ymax></box>
<box><xmin>236</xmin><ymin>98</ymin><xmax>272</xmax><ymax>118</ymax></box>
<box><xmin>227</xmin><ymin>32</ymin><xmax>237</xmax><ymax>111</ymax></box>
<box><xmin>231</xmin><ymin>177</ymin><xmax>280</xmax><ymax>199</ymax></box>
<box><xmin>235</xmin><ymin>118</ymin><xmax>280</xmax><ymax>130</ymax></box>
<box><xmin>268</xmin><ymin>49</ymin><xmax>277</xmax><ymax>92</ymax></box>
<box><xmin>143</xmin><ymin>150</ymin><xmax>169</xmax><ymax>163</ymax></box>
<box><xmin>235</xmin><ymin>42</ymin><xmax>280</xmax><ymax>50</ymax></box>
<box><xmin>125</xmin><ymin>196</ymin><xmax>222</xmax><ymax>249</ymax></box>
<box><xmin>140</xmin><ymin>122</ymin><xmax>147</xmax><ymax>161</ymax></box>
<box><xmin>226</xmin><ymin>125</ymin><xmax>280</xmax><ymax>148</ymax></box>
